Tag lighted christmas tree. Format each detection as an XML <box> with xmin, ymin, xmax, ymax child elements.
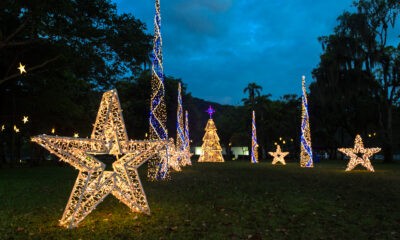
<box><xmin>251</xmin><ymin>110</ymin><xmax>258</xmax><ymax>163</ymax></box>
<box><xmin>182</xmin><ymin>110</ymin><xmax>192</xmax><ymax>165</ymax></box>
<box><xmin>148</xmin><ymin>0</ymin><xmax>169</xmax><ymax>180</ymax></box>
<box><xmin>176</xmin><ymin>82</ymin><xmax>185</xmax><ymax>165</ymax></box>
<box><xmin>198</xmin><ymin>106</ymin><xmax>224</xmax><ymax>162</ymax></box>
<box><xmin>300</xmin><ymin>76</ymin><xmax>313</xmax><ymax>167</ymax></box>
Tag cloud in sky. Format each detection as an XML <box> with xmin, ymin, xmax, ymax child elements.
<box><xmin>112</xmin><ymin>0</ymin><xmax>397</xmax><ymax>105</ymax></box>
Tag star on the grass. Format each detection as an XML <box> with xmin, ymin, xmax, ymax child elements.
<box><xmin>22</xmin><ymin>116</ymin><xmax>29</xmax><ymax>124</ymax></box>
<box><xmin>18</xmin><ymin>62</ymin><xmax>26</xmax><ymax>74</ymax></box>
<box><xmin>32</xmin><ymin>90</ymin><xmax>167</xmax><ymax>228</ymax></box>
<box><xmin>338</xmin><ymin>134</ymin><xmax>380</xmax><ymax>172</ymax></box>
<box><xmin>269</xmin><ymin>144</ymin><xmax>289</xmax><ymax>165</ymax></box>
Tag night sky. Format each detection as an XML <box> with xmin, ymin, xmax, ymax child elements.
<box><xmin>111</xmin><ymin>0</ymin><xmax>388</xmax><ymax>105</ymax></box>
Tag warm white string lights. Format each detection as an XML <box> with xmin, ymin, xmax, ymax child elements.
<box><xmin>338</xmin><ymin>134</ymin><xmax>380</xmax><ymax>172</ymax></box>
<box><xmin>269</xmin><ymin>144</ymin><xmax>289</xmax><ymax>165</ymax></box>
<box><xmin>32</xmin><ymin>90</ymin><xmax>167</xmax><ymax>228</ymax></box>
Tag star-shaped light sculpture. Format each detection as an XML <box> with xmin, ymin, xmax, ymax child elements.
<box><xmin>18</xmin><ymin>62</ymin><xmax>26</xmax><ymax>74</ymax></box>
<box><xmin>338</xmin><ymin>134</ymin><xmax>380</xmax><ymax>172</ymax></box>
<box><xmin>32</xmin><ymin>90</ymin><xmax>167</xmax><ymax>228</ymax></box>
<box><xmin>206</xmin><ymin>105</ymin><xmax>215</xmax><ymax>119</ymax></box>
<box><xmin>269</xmin><ymin>144</ymin><xmax>289</xmax><ymax>165</ymax></box>
<box><xmin>22</xmin><ymin>116</ymin><xmax>29</xmax><ymax>124</ymax></box>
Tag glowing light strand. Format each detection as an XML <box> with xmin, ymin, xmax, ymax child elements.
<box><xmin>32</xmin><ymin>90</ymin><xmax>167</xmax><ymax>228</ymax></box>
<box><xmin>148</xmin><ymin>0</ymin><xmax>169</xmax><ymax>180</ymax></box>
<box><xmin>300</xmin><ymin>76</ymin><xmax>313</xmax><ymax>167</ymax></box>
<box><xmin>198</xmin><ymin>107</ymin><xmax>224</xmax><ymax>162</ymax></box>
<box><xmin>251</xmin><ymin>110</ymin><xmax>258</xmax><ymax>163</ymax></box>
<box><xmin>338</xmin><ymin>135</ymin><xmax>380</xmax><ymax>172</ymax></box>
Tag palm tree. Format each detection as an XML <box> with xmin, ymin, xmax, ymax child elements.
<box><xmin>243</xmin><ymin>82</ymin><xmax>262</xmax><ymax>110</ymax></box>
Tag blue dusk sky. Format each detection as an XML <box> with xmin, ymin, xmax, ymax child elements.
<box><xmin>112</xmin><ymin>0</ymin><xmax>399</xmax><ymax>105</ymax></box>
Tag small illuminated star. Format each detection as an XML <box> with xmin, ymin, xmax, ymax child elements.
<box><xmin>22</xmin><ymin>116</ymin><xmax>29</xmax><ymax>124</ymax></box>
<box><xmin>338</xmin><ymin>135</ymin><xmax>380</xmax><ymax>172</ymax></box>
<box><xmin>18</xmin><ymin>62</ymin><xmax>26</xmax><ymax>74</ymax></box>
<box><xmin>1</xmin><ymin>125</ymin><xmax>5</xmax><ymax>131</ymax></box>
<box><xmin>205</xmin><ymin>105</ymin><xmax>215</xmax><ymax>118</ymax></box>
<box><xmin>14</xmin><ymin>125</ymin><xmax>20</xmax><ymax>133</ymax></box>
<box><xmin>73</xmin><ymin>133</ymin><xmax>79</xmax><ymax>138</ymax></box>
<box><xmin>51</xmin><ymin>128</ymin><xmax>55</xmax><ymax>134</ymax></box>
<box><xmin>269</xmin><ymin>144</ymin><xmax>289</xmax><ymax>165</ymax></box>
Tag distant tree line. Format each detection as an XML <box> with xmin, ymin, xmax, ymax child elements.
<box><xmin>0</xmin><ymin>0</ymin><xmax>399</xmax><ymax>167</ymax></box>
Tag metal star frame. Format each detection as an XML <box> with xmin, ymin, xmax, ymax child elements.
<box><xmin>269</xmin><ymin>145</ymin><xmax>289</xmax><ymax>165</ymax></box>
<box><xmin>32</xmin><ymin>90</ymin><xmax>167</xmax><ymax>228</ymax></box>
<box><xmin>338</xmin><ymin>134</ymin><xmax>380</xmax><ymax>172</ymax></box>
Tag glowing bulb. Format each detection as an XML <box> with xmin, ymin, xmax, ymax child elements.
<box><xmin>51</xmin><ymin>128</ymin><xmax>55</xmax><ymax>134</ymax></box>
<box><xmin>1</xmin><ymin>125</ymin><xmax>4</xmax><ymax>131</ymax></box>
<box><xmin>282</xmin><ymin>140</ymin><xmax>286</xmax><ymax>144</ymax></box>
<box><xmin>73</xmin><ymin>133</ymin><xmax>79</xmax><ymax>138</ymax></box>
<box><xmin>274</xmin><ymin>142</ymin><xmax>277</xmax><ymax>145</ymax></box>
<box><xmin>14</xmin><ymin>125</ymin><xmax>20</xmax><ymax>133</ymax></box>
<box><xmin>279</xmin><ymin>137</ymin><xmax>282</xmax><ymax>141</ymax></box>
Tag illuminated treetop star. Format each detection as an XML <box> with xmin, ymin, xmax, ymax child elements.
<box><xmin>32</xmin><ymin>89</ymin><xmax>167</xmax><ymax>228</ymax></box>
<box><xmin>338</xmin><ymin>134</ymin><xmax>380</xmax><ymax>172</ymax></box>
<box><xmin>18</xmin><ymin>62</ymin><xmax>26</xmax><ymax>74</ymax></box>
<box><xmin>22</xmin><ymin>116</ymin><xmax>29</xmax><ymax>124</ymax></box>
<box><xmin>269</xmin><ymin>144</ymin><xmax>289</xmax><ymax>165</ymax></box>
<box><xmin>206</xmin><ymin>105</ymin><xmax>215</xmax><ymax>119</ymax></box>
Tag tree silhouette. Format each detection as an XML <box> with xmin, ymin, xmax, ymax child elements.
<box><xmin>243</xmin><ymin>82</ymin><xmax>263</xmax><ymax>110</ymax></box>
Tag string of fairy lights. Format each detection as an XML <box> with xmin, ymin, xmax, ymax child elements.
<box><xmin>198</xmin><ymin>106</ymin><xmax>224</xmax><ymax>162</ymax></box>
<box><xmin>338</xmin><ymin>135</ymin><xmax>380</xmax><ymax>172</ymax></box>
<box><xmin>148</xmin><ymin>0</ymin><xmax>169</xmax><ymax>181</ymax></box>
<box><xmin>251</xmin><ymin>110</ymin><xmax>258</xmax><ymax>163</ymax></box>
<box><xmin>300</xmin><ymin>76</ymin><xmax>313</xmax><ymax>168</ymax></box>
<box><xmin>269</xmin><ymin>144</ymin><xmax>289</xmax><ymax>165</ymax></box>
<box><xmin>183</xmin><ymin>110</ymin><xmax>192</xmax><ymax>165</ymax></box>
<box><xmin>176</xmin><ymin>82</ymin><xmax>185</xmax><ymax>164</ymax></box>
<box><xmin>32</xmin><ymin>89</ymin><xmax>168</xmax><ymax>228</ymax></box>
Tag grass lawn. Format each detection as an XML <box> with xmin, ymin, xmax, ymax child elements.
<box><xmin>0</xmin><ymin>160</ymin><xmax>399</xmax><ymax>239</ymax></box>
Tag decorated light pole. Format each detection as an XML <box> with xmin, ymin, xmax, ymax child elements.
<box><xmin>251</xmin><ymin>110</ymin><xmax>258</xmax><ymax>163</ymax></box>
<box><xmin>176</xmin><ymin>82</ymin><xmax>185</xmax><ymax>164</ymax></box>
<box><xmin>183</xmin><ymin>110</ymin><xmax>192</xmax><ymax>165</ymax></box>
<box><xmin>148</xmin><ymin>0</ymin><xmax>169</xmax><ymax>180</ymax></box>
<box><xmin>300</xmin><ymin>76</ymin><xmax>313</xmax><ymax>167</ymax></box>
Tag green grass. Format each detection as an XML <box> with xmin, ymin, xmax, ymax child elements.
<box><xmin>1</xmin><ymin>161</ymin><xmax>399</xmax><ymax>239</ymax></box>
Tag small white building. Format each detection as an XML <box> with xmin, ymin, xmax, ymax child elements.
<box><xmin>193</xmin><ymin>146</ymin><xmax>249</xmax><ymax>160</ymax></box>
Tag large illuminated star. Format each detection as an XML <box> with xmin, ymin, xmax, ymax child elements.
<box><xmin>32</xmin><ymin>90</ymin><xmax>167</xmax><ymax>228</ymax></box>
<box><xmin>338</xmin><ymin>135</ymin><xmax>380</xmax><ymax>172</ymax></box>
<box><xmin>269</xmin><ymin>145</ymin><xmax>289</xmax><ymax>165</ymax></box>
